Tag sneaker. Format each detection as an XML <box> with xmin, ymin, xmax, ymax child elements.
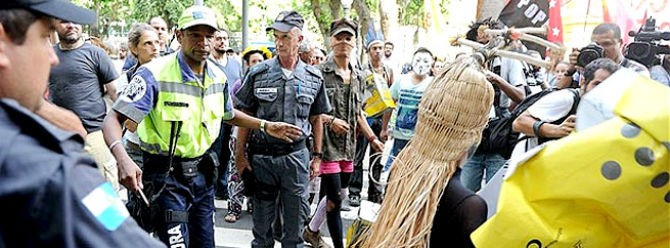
<box><xmin>348</xmin><ymin>194</ymin><xmax>361</xmax><ymax>207</ymax></box>
<box><xmin>303</xmin><ymin>227</ymin><xmax>331</xmax><ymax>248</ymax></box>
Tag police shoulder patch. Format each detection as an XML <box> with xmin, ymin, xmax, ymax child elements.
<box><xmin>121</xmin><ymin>75</ymin><xmax>148</xmax><ymax>102</ymax></box>
<box><xmin>81</xmin><ymin>182</ymin><xmax>129</xmax><ymax>231</ymax></box>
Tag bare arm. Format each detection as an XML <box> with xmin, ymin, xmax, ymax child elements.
<box><xmin>225</xmin><ymin>109</ymin><xmax>302</xmax><ymax>143</ymax></box>
<box><xmin>380</xmin><ymin>109</ymin><xmax>392</xmax><ymax>141</ymax></box>
<box><xmin>35</xmin><ymin>100</ymin><xmax>87</xmax><ymax>138</ymax></box>
<box><xmin>101</xmin><ymin>110</ymin><xmax>142</xmax><ymax>192</ymax></box>
<box><xmin>235</xmin><ymin>126</ymin><xmax>251</xmax><ymax>175</ymax></box>
<box><xmin>357</xmin><ymin>111</ymin><xmax>376</xmax><ymax>141</ymax></box>
<box><xmin>309</xmin><ymin>114</ymin><xmax>323</xmax><ymax>179</ymax></box>
<box><xmin>512</xmin><ymin>110</ymin><xmax>575</xmax><ymax>138</ymax></box>
<box><xmin>358</xmin><ymin>111</ymin><xmax>384</xmax><ymax>152</ymax></box>
<box><xmin>487</xmin><ymin>73</ymin><xmax>525</xmax><ymax>104</ymax></box>
<box><xmin>104</xmin><ymin>82</ymin><xmax>118</xmax><ymax>102</ymax></box>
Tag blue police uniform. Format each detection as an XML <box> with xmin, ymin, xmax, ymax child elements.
<box><xmin>236</xmin><ymin>57</ymin><xmax>331</xmax><ymax>248</ymax></box>
<box><xmin>0</xmin><ymin>98</ymin><xmax>164</xmax><ymax>248</ymax></box>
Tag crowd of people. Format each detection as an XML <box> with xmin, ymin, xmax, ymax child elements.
<box><xmin>1</xmin><ymin>0</ymin><xmax>669</xmax><ymax>247</ymax></box>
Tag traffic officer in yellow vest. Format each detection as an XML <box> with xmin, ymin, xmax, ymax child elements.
<box><xmin>102</xmin><ymin>5</ymin><xmax>302</xmax><ymax>248</ymax></box>
<box><xmin>235</xmin><ymin>10</ymin><xmax>332</xmax><ymax>248</ymax></box>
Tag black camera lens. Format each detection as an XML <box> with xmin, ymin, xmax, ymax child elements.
<box><xmin>577</xmin><ymin>43</ymin><xmax>605</xmax><ymax>67</ymax></box>
<box><xmin>628</xmin><ymin>43</ymin><xmax>653</xmax><ymax>59</ymax></box>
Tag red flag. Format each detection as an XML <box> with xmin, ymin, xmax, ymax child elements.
<box><xmin>547</xmin><ymin>0</ymin><xmax>563</xmax><ymax>43</ymax></box>
<box><xmin>602</xmin><ymin>0</ymin><xmax>636</xmax><ymax>44</ymax></box>
<box><xmin>602</xmin><ymin>0</ymin><xmax>612</xmax><ymax>22</ymax></box>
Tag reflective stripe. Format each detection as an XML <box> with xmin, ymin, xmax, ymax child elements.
<box><xmin>157</xmin><ymin>82</ymin><xmax>226</xmax><ymax>97</ymax></box>
<box><xmin>112</xmin><ymin>100</ymin><xmax>146</xmax><ymax>123</ymax></box>
<box><xmin>204</xmin><ymin>83</ymin><xmax>226</xmax><ymax>96</ymax></box>
<box><xmin>139</xmin><ymin>142</ymin><xmax>169</xmax><ymax>156</ymax></box>
<box><xmin>158</xmin><ymin>82</ymin><xmax>202</xmax><ymax>96</ymax></box>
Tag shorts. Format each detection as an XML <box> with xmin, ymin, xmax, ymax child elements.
<box><xmin>320</xmin><ymin>160</ymin><xmax>354</xmax><ymax>175</ymax></box>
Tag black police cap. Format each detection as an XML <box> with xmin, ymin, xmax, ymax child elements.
<box><xmin>0</xmin><ymin>0</ymin><xmax>96</xmax><ymax>25</ymax></box>
<box><xmin>266</xmin><ymin>10</ymin><xmax>304</xmax><ymax>33</ymax></box>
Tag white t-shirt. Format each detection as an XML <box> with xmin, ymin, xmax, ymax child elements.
<box><xmin>281</xmin><ymin>68</ymin><xmax>292</xmax><ymax>77</ymax></box>
<box><xmin>510</xmin><ymin>89</ymin><xmax>579</xmax><ymax>159</ymax></box>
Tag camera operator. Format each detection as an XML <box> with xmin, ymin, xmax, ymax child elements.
<box><xmin>650</xmin><ymin>54</ymin><xmax>670</xmax><ymax>87</ymax></box>
<box><xmin>560</xmin><ymin>23</ymin><xmax>649</xmax><ymax>87</ymax></box>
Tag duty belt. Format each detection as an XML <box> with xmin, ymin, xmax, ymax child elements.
<box><xmin>142</xmin><ymin>152</ymin><xmax>203</xmax><ymax>174</ymax></box>
<box><xmin>248</xmin><ymin>140</ymin><xmax>306</xmax><ymax>156</ymax></box>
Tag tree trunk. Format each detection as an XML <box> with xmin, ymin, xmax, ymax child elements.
<box><xmin>329</xmin><ymin>0</ymin><xmax>342</xmax><ymax>20</ymax></box>
<box><xmin>91</xmin><ymin>2</ymin><xmax>101</xmax><ymax>37</ymax></box>
<box><xmin>380</xmin><ymin>0</ymin><xmax>400</xmax><ymax>41</ymax></box>
<box><xmin>310</xmin><ymin>0</ymin><xmax>331</xmax><ymax>49</ymax></box>
<box><xmin>353</xmin><ymin>0</ymin><xmax>371</xmax><ymax>63</ymax></box>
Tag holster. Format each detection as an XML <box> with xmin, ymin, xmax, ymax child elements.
<box><xmin>199</xmin><ymin>150</ymin><xmax>219</xmax><ymax>187</ymax></box>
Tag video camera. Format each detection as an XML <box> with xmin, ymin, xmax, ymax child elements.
<box><xmin>625</xmin><ymin>17</ymin><xmax>670</xmax><ymax>68</ymax></box>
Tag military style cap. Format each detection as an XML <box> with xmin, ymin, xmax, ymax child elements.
<box><xmin>0</xmin><ymin>0</ymin><xmax>96</xmax><ymax>25</ymax></box>
<box><xmin>330</xmin><ymin>18</ymin><xmax>358</xmax><ymax>37</ymax></box>
<box><xmin>266</xmin><ymin>10</ymin><xmax>304</xmax><ymax>32</ymax></box>
<box><xmin>178</xmin><ymin>5</ymin><xmax>218</xmax><ymax>30</ymax></box>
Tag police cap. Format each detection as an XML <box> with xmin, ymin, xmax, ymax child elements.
<box><xmin>0</xmin><ymin>0</ymin><xmax>96</xmax><ymax>25</ymax></box>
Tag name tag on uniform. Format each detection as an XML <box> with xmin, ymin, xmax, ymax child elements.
<box><xmin>81</xmin><ymin>182</ymin><xmax>129</xmax><ymax>231</ymax></box>
<box><xmin>256</xmin><ymin>88</ymin><xmax>277</xmax><ymax>94</ymax></box>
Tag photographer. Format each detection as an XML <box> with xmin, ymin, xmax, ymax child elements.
<box><xmin>560</xmin><ymin>23</ymin><xmax>648</xmax><ymax>88</ymax></box>
<box><xmin>512</xmin><ymin>58</ymin><xmax>620</xmax><ymax>158</ymax></box>
<box><xmin>650</xmin><ymin>54</ymin><xmax>670</xmax><ymax>87</ymax></box>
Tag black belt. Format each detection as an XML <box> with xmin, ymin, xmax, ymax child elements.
<box><xmin>248</xmin><ymin>140</ymin><xmax>306</xmax><ymax>156</ymax></box>
<box><xmin>142</xmin><ymin>152</ymin><xmax>204</xmax><ymax>174</ymax></box>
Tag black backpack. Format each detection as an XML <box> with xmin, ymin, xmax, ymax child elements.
<box><xmin>479</xmin><ymin>88</ymin><xmax>580</xmax><ymax>159</ymax></box>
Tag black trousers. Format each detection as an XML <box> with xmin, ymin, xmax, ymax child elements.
<box><xmin>349</xmin><ymin>117</ymin><xmax>383</xmax><ymax>203</ymax></box>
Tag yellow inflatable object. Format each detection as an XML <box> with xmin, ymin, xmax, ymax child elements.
<box><xmin>472</xmin><ymin>75</ymin><xmax>670</xmax><ymax>247</ymax></box>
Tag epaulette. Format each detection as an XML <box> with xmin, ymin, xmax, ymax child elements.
<box><xmin>305</xmin><ymin>64</ymin><xmax>323</xmax><ymax>79</ymax></box>
<box><xmin>247</xmin><ymin>62</ymin><xmax>270</xmax><ymax>78</ymax></box>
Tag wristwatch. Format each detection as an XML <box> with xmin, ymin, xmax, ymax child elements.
<box><xmin>260</xmin><ymin>120</ymin><xmax>266</xmax><ymax>133</ymax></box>
<box><xmin>312</xmin><ymin>152</ymin><xmax>323</xmax><ymax>159</ymax></box>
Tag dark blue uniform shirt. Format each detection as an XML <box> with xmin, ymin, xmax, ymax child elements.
<box><xmin>0</xmin><ymin>99</ymin><xmax>164</xmax><ymax>248</ymax></box>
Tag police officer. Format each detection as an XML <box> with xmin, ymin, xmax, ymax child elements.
<box><xmin>102</xmin><ymin>6</ymin><xmax>302</xmax><ymax>248</ymax></box>
<box><xmin>235</xmin><ymin>10</ymin><xmax>332</xmax><ymax>248</ymax></box>
<box><xmin>0</xmin><ymin>0</ymin><xmax>163</xmax><ymax>247</ymax></box>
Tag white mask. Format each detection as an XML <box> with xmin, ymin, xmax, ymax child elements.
<box><xmin>412</xmin><ymin>52</ymin><xmax>434</xmax><ymax>76</ymax></box>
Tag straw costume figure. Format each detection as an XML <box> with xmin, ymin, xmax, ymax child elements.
<box><xmin>358</xmin><ymin>56</ymin><xmax>494</xmax><ymax>247</ymax></box>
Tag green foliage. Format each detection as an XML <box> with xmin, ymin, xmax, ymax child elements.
<box><xmin>397</xmin><ymin>0</ymin><xmax>450</xmax><ymax>27</ymax></box>
<box><xmin>398</xmin><ymin>0</ymin><xmax>424</xmax><ymax>27</ymax></box>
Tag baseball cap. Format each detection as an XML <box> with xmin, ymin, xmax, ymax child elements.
<box><xmin>330</xmin><ymin>18</ymin><xmax>358</xmax><ymax>37</ymax></box>
<box><xmin>0</xmin><ymin>0</ymin><xmax>96</xmax><ymax>25</ymax></box>
<box><xmin>266</xmin><ymin>10</ymin><xmax>304</xmax><ymax>32</ymax></box>
<box><xmin>178</xmin><ymin>5</ymin><xmax>218</xmax><ymax>30</ymax></box>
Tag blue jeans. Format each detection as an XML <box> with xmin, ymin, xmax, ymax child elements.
<box><xmin>460</xmin><ymin>152</ymin><xmax>506</xmax><ymax>192</ymax></box>
<box><xmin>385</xmin><ymin>138</ymin><xmax>410</xmax><ymax>171</ymax></box>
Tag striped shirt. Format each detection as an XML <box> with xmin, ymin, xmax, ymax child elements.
<box><xmin>389</xmin><ymin>74</ymin><xmax>432</xmax><ymax>140</ymax></box>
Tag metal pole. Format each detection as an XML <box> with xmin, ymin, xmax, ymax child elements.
<box><xmin>242</xmin><ymin>0</ymin><xmax>249</xmax><ymax>50</ymax></box>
